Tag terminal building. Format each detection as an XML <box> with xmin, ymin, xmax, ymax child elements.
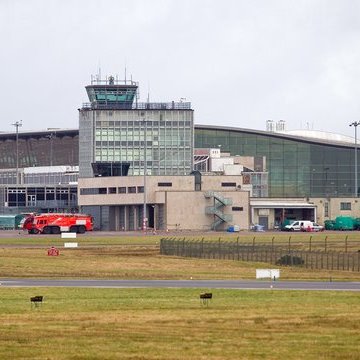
<box><xmin>1</xmin><ymin>78</ymin><xmax>359</xmax><ymax>230</ymax></box>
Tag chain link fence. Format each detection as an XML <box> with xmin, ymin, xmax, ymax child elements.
<box><xmin>160</xmin><ymin>238</ymin><xmax>360</xmax><ymax>272</ymax></box>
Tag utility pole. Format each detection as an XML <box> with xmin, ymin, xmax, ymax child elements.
<box><xmin>349</xmin><ymin>121</ymin><xmax>360</xmax><ymax>197</ymax></box>
<box><xmin>47</xmin><ymin>132</ymin><xmax>54</xmax><ymax>166</ymax></box>
<box><xmin>11</xmin><ymin>120</ymin><xmax>22</xmax><ymax>209</ymax></box>
<box><xmin>143</xmin><ymin>117</ymin><xmax>147</xmax><ymax>232</ymax></box>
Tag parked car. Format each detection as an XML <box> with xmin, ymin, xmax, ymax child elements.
<box><xmin>311</xmin><ymin>223</ymin><xmax>324</xmax><ymax>232</ymax></box>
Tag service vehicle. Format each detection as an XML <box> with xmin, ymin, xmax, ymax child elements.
<box><xmin>22</xmin><ymin>213</ymin><xmax>93</xmax><ymax>234</ymax></box>
<box><xmin>284</xmin><ymin>220</ymin><xmax>313</xmax><ymax>231</ymax></box>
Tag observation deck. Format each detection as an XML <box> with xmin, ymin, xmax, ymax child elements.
<box><xmin>82</xmin><ymin>75</ymin><xmax>191</xmax><ymax>110</ymax></box>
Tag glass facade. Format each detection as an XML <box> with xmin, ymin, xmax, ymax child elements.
<box><xmin>195</xmin><ymin>127</ymin><xmax>357</xmax><ymax>198</ymax></box>
<box><xmin>80</xmin><ymin>109</ymin><xmax>194</xmax><ymax>177</ymax></box>
<box><xmin>0</xmin><ymin>131</ymin><xmax>78</xmax><ymax>169</ymax></box>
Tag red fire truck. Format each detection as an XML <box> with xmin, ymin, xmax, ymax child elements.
<box><xmin>22</xmin><ymin>213</ymin><xmax>94</xmax><ymax>234</ymax></box>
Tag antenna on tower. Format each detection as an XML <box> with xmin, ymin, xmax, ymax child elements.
<box><xmin>97</xmin><ymin>60</ymin><xmax>102</xmax><ymax>83</ymax></box>
<box><xmin>147</xmin><ymin>82</ymin><xmax>150</xmax><ymax>103</ymax></box>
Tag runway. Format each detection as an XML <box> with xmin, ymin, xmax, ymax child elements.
<box><xmin>1</xmin><ymin>279</ymin><xmax>359</xmax><ymax>291</ymax></box>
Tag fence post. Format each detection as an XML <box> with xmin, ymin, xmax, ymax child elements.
<box><xmin>309</xmin><ymin>236</ymin><xmax>312</xmax><ymax>252</ymax></box>
<box><xmin>237</xmin><ymin>237</ymin><xmax>239</xmax><ymax>261</ymax></box>
<box><xmin>324</xmin><ymin>236</ymin><xmax>327</xmax><ymax>252</ymax></box>
<box><xmin>345</xmin><ymin>236</ymin><xmax>348</xmax><ymax>253</ymax></box>
<box><xmin>218</xmin><ymin>238</ymin><xmax>221</xmax><ymax>260</ymax></box>
<box><xmin>288</xmin><ymin>236</ymin><xmax>291</xmax><ymax>252</ymax></box>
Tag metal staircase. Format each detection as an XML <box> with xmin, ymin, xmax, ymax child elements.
<box><xmin>204</xmin><ymin>191</ymin><xmax>233</xmax><ymax>230</ymax></box>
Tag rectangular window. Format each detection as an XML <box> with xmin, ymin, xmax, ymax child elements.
<box><xmin>108</xmin><ymin>187</ymin><xmax>117</xmax><ymax>194</ymax></box>
<box><xmin>118</xmin><ymin>187</ymin><xmax>126</xmax><ymax>194</ymax></box>
<box><xmin>158</xmin><ymin>182</ymin><xmax>172</xmax><ymax>187</ymax></box>
<box><xmin>324</xmin><ymin>202</ymin><xmax>329</xmax><ymax>217</ymax></box>
<box><xmin>232</xmin><ymin>206</ymin><xmax>243</xmax><ymax>211</ymax></box>
<box><xmin>80</xmin><ymin>188</ymin><xmax>98</xmax><ymax>195</ymax></box>
<box><xmin>222</xmin><ymin>182</ymin><xmax>237</xmax><ymax>187</ymax></box>
<box><xmin>137</xmin><ymin>186</ymin><xmax>144</xmax><ymax>193</ymax></box>
<box><xmin>98</xmin><ymin>188</ymin><xmax>107</xmax><ymax>194</ymax></box>
<box><xmin>128</xmin><ymin>186</ymin><xmax>136</xmax><ymax>193</ymax></box>
<box><xmin>340</xmin><ymin>202</ymin><xmax>351</xmax><ymax>210</ymax></box>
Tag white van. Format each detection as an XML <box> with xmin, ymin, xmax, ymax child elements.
<box><xmin>284</xmin><ymin>220</ymin><xmax>313</xmax><ymax>232</ymax></box>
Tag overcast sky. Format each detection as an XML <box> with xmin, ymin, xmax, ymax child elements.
<box><xmin>1</xmin><ymin>0</ymin><xmax>360</xmax><ymax>137</ymax></box>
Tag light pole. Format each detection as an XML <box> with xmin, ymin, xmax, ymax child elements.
<box><xmin>142</xmin><ymin>118</ymin><xmax>147</xmax><ymax>232</ymax></box>
<box><xmin>349</xmin><ymin>121</ymin><xmax>360</xmax><ymax>197</ymax></box>
<box><xmin>11</xmin><ymin>120</ymin><xmax>22</xmax><ymax>209</ymax></box>
<box><xmin>46</xmin><ymin>132</ymin><xmax>54</xmax><ymax>166</ymax></box>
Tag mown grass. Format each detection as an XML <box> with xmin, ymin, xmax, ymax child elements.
<box><xmin>1</xmin><ymin>231</ymin><xmax>359</xmax><ymax>252</ymax></box>
<box><xmin>1</xmin><ymin>246</ymin><xmax>359</xmax><ymax>281</ymax></box>
<box><xmin>0</xmin><ymin>287</ymin><xmax>359</xmax><ymax>359</ymax></box>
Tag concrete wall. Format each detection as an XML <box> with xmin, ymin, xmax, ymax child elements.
<box><xmin>310</xmin><ymin>197</ymin><xmax>360</xmax><ymax>223</ymax></box>
<box><xmin>165</xmin><ymin>190</ymin><xmax>249</xmax><ymax>231</ymax></box>
<box><xmin>78</xmin><ymin>174</ymin><xmax>249</xmax><ymax>230</ymax></box>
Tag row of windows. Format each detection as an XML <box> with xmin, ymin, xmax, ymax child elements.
<box><xmin>95</xmin><ymin>140</ymin><xmax>191</xmax><ymax>147</ymax></box>
<box><xmin>95</xmin><ymin>120</ymin><xmax>192</xmax><ymax>127</ymax></box>
<box><xmin>80</xmin><ymin>183</ymin><xmax>173</xmax><ymax>195</ymax></box>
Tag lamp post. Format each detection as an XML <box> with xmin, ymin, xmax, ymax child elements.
<box><xmin>349</xmin><ymin>121</ymin><xmax>360</xmax><ymax>197</ymax></box>
<box><xmin>46</xmin><ymin>132</ymin><xmax>54</xmax><ymax>166</ymax></box>
<box><xmin>11</xmin><ymin>120</ymin><xmax>22</xmax><ymax>209</ymax></box>
<box><xmin>142</xmin><ymin>118</ymin><xmax>147</xmax><ymax>232</ymax></box>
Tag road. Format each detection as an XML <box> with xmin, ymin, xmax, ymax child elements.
<box><xmin>1</xmin><ymin>279</ymin><xmax>359</xmax><ymax>291</ymax></box>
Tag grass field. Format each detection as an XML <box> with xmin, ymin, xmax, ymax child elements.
<box><xmin>0</xmin><ymin>232</ymin><xmax>359</xmax><ymax>359</ymax></box>
<box><xmin>1</xmin><ymin>287</ymin><xmax>359</xmax><ymax>360</ymax></box>
<box><xmin>1</xmin><ymin>230</ymin><xmax>359</xmax><ymax>252</ymax></box>
<box><xmin>1</xmin><ymin>245</ymin><xmax>360</xmax><ymax>281</ymax></box>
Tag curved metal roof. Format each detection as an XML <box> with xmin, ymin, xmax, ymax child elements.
<box><xmin>195</xmin><ymin>124</ymin><xmax>355</xmax><ymax>149</ymax></box>
<box><xmin>0</xmin><ymin>124</ymin><xmax>355</xmax><ymax>149</ymax></box>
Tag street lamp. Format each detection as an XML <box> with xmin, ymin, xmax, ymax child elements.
<box><xmin>46</xmin><ymin>132</ymin><xmax>55</xmax><ymax>166</ymax></box>
<box><xmin>11</xmin><ymin>120</ymin><xmax>22</xmax><ymax>209</ymax></box>
<box><xmin>142</xmin><ymin>118</ymin><xmax>147</xmax><ymax>232</ymax></box>
<box><xmin>349</xmin><ymin>121</ymin><xmax>360</xmax><ymax>197</ymax></box>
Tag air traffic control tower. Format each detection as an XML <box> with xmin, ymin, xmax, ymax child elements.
<box><xmin>78</xmin><ymin>75</ymin><xmax>194</xmax><ymax>178</ymax></box>
<box><xmin>85</xmin><ymin>75</ymin><xmax>138</xmax><ymax>110</ymax></box>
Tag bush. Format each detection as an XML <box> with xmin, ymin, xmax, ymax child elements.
<box><xmin>276</xmin><ymin>254</ymin><xmax>304</xmax><ymax>266</ymax></box>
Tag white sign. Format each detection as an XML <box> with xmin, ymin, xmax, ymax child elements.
<box><xmin>256</xmin><ymin>269</ymin><xmax>280</xmax><ymax>279</ymax></box>
<box><xmin>64</xmin><ymin>242</ymin><xmax>78</xmax><ymax>248</ymax></box>
<box><xmin>61</xmin><ymin>232</ymin><xmax>77</xmax><ymax>239</ymax></box>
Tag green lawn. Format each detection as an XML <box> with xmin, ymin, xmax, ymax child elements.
<box><xmin>1</xmin><ymin>231</ymin><xmax>359</xmax><ymax>252</ymax></box>
<box><xmin>1</xmin><ymin>246</ymin><xmax>359</xmax><ymax>281</ymax></box>
<box><xmin>0</xmin><ymin>233</ymin><xmax>359</xmax><ymax>359</ymax></box>
<box><xmin>0</xmin><ymin>288</ymin><xmax>359</xmax><ymax>360</ymax></box>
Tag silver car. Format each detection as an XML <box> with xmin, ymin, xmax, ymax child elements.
<box><xmin>311</xmin><ymin>223</ymin><xmax>324</xmax><ymax>232</ymax></box>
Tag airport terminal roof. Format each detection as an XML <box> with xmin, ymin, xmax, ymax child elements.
<box><xmin>0</xmin><ymin>125</ymin><xmax>355</xmax><ymax>148</ymax></box>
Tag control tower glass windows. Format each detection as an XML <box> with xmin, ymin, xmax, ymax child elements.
<box><xmin>92</xmin><ymin>109</ymin><xmax>193</xmax><ymax>176</ymax></box>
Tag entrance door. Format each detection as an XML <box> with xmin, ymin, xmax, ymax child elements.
<box><xmin>27</xmin><ymin>195</ymin><xmax>36</xmax><ymax>207</ymax></box>
<box><xmin>258</xmin><ymin>216</ymin><xmax>269</xmax><ymax>230</ymax></box>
